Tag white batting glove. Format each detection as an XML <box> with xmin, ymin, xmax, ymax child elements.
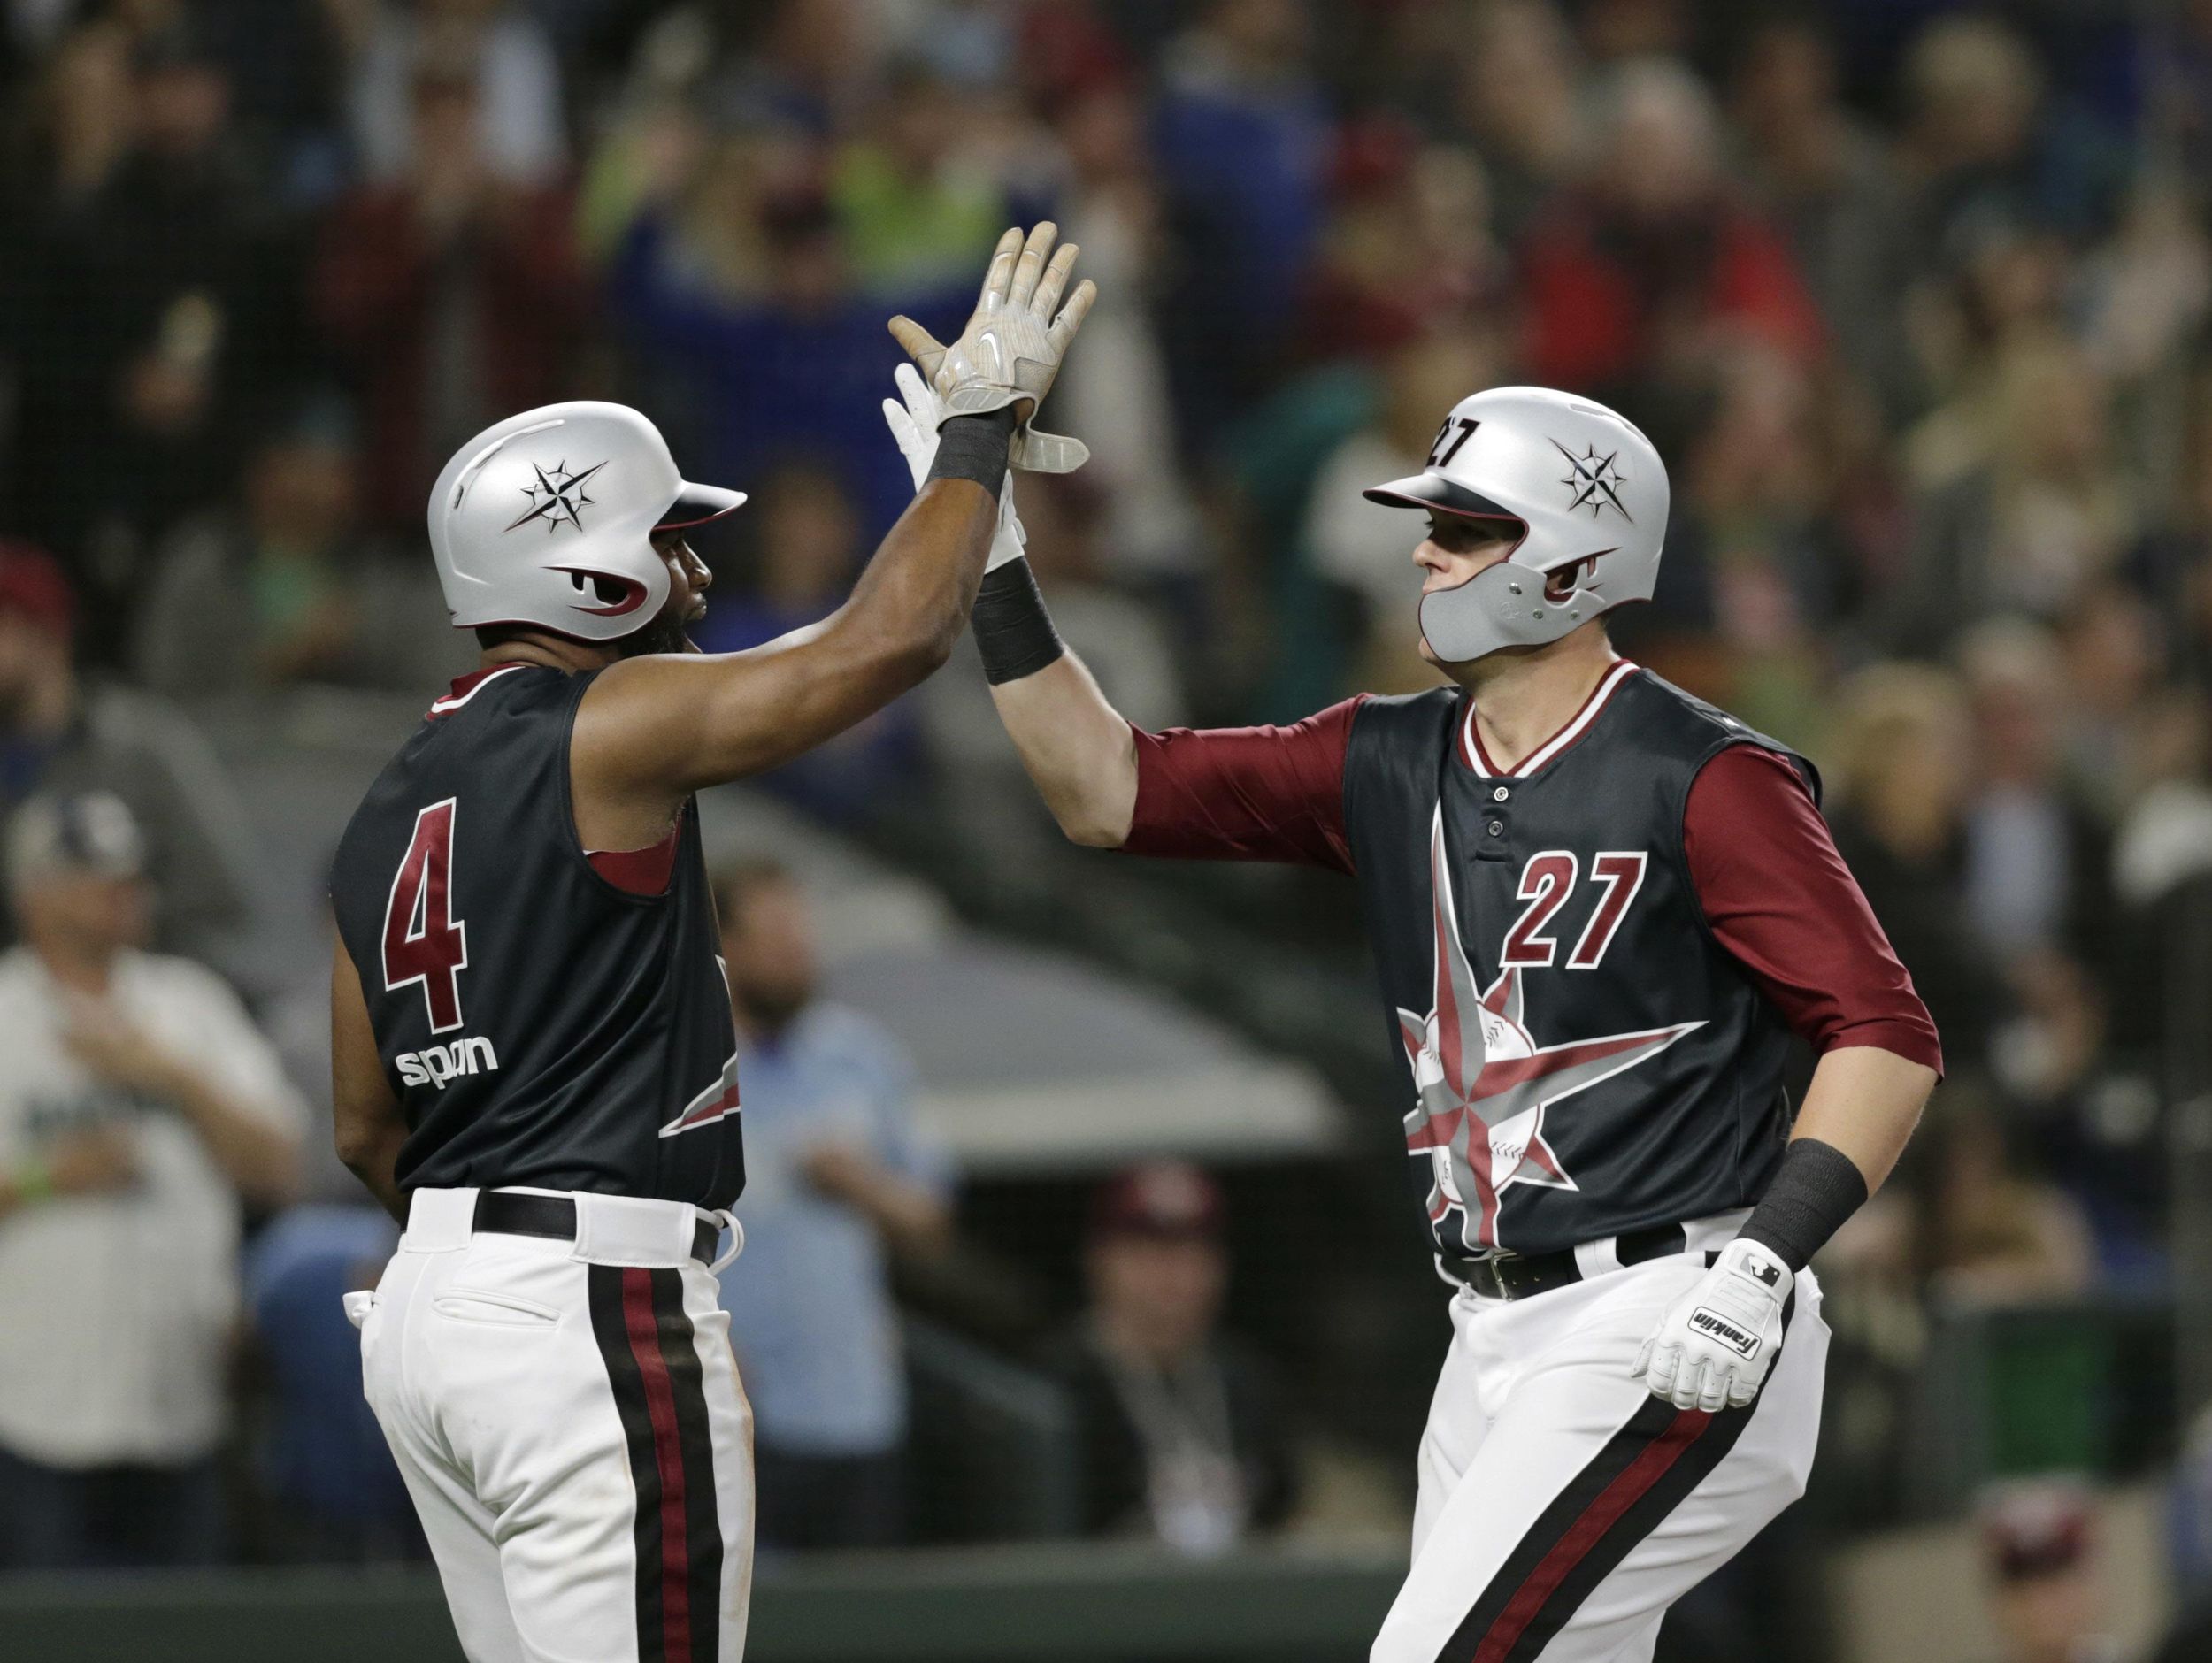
<box><xmin>1632</xmin><ymin>1238</ymin><xmax>1793</xmax><ymax>1412</ymax></box>
<box><xmin>881</xmin><ymin>362</ymin><xmax>1027</xmax><ymax>572</ymax></box>
<box><xmin>887</xmin><ymin>221</ymin><xmax>1096</xmax><ymax>473</ymax></box>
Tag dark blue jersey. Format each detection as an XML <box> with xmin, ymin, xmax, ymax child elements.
<box><xmin>1125</xmin><ymin>660</ymin><xmax>1936</xmax><ymax>1261</ymax></box>
<box><xmin>1341</xmin><ymin>664</ymin><xmax>1810</xmax><ymax>1255</ymax></box>
<box><xmin>332</xmin><ymin>664</ymin><xmax>743</xmax><ymax>1207</ymax></box>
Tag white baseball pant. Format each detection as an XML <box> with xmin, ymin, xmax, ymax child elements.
<box><xmin>1371</xmin><ymin>1244</ymin><xmax>1828</xmax><ymax>1663</ymax></box>
<box><xmin>354</xmin><ymin>1187</ymin><xmax>755</xmax><ymax>1663</ymax></box>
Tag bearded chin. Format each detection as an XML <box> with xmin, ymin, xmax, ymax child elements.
<box><xmin>613</xmin><ymin>610</ymin><xmax>695</xmax><ymax>659</ymax></box>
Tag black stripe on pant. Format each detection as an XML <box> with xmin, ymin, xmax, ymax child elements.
<box><xmin>588</xmin><ymin>1264</ymin><xmax>726</xmax><ymax>1663</ymax></box>
<box><xmin>1433</xmin><ymin>1292</ymin><xmax>1798</xmax><ymax>1663</ymax></box>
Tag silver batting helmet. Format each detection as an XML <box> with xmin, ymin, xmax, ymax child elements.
<box><xmin>1363</xmin><ymin>386</ymin><xmax>1669</xmax><ymax>663</ymax></box>
<box><xmin>428</xmin><ymin>402</ymin><xmax>746</xmax><ymax>642</ymax></box>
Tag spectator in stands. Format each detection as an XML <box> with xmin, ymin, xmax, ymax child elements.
<box><xmin>1039</xmin><ymin>67</ymin><xmax>1206</xmax><ymax>585</ymax></box>
<box><xmin>1973</xmin><ymin>1484</ymin><xmax>2123</xmax><ymax>1663</ymax></box>
<box><xmin>1517</xmin><ymin>56</ymin><xmax>1824</xmax><ymax>410</ymax></box>
<box><xmin>345</xmin><ymin>0</ymin><xmax>567</xmax><ymax>188</ymax></box>
<box><xmin>1448</xmin><ymin>0</ymin><xmax>1583</xmax><ymax>249</ymax></box>
<box><xmin>242</xmin><ymin>1204</ymin><xmax>417</xmax><ymax>1562</ymax></box>
<box><xmin>1050</xmin><ymin>1161</ymin><xmax>1296</xmax><ymax>1555</ymax></box>
<box><xmin>1897</xmin><ymin>16</ymin><xmax>2126</xmax><ymax>255</ymax></box>
<box><xmin>1919</xmin><ymin>1091</ymin><xmax>2094</xmax><ymax>1305</ymax></box>
<box><xmin>1903</xmin><ymin>342</ymin><xmax>2135</xmax><ymax>645</ymax></box>
<box><xmin>135</xmin><ymin>396</ymin><xmax>467</xmax><ymax>697</ymax></box>
<box><xmin>829</xmin><ymin>54</ymin><xmax>1007</xmax><ymax>299</ymax></box>
<box><xmin>1150</xmin><ymin>0</ymin><xmax>1329</xmax><ymax>438</ymax></box>
<box><xmin>0</xmin><ymin>791</ymin><xmax>302</xmax><ymax>1568</ymax></box>
<box><xmin>711</xmin><ymin>859</ymin><xmax>953</xmax><ymax>1552</ymax></box>
<box><xmin>1822</xmin><ymin>663</ymin><xmax>2014</xmax><ymax>1079</ymax></box>
<box><xmin>317</xmin><ymin>53</ymin><xmax>588</xmax><ymax>531</ymax></box>
<box><xmin>1728</xmin><ymin>15</ymin><xmax>1915</xmax><ymax>420</ymax></box>
<box><xmin>610</xmin><ymin>181</ymin><xmax>966</xmax><ymax>540</ymax></box>
<box><xmin>5</xmin><ymin>18</ymin><xmax>300</xmax><ymax>612</ymax></box>
<box><xmin>0</xmin><ymin>541</ymin><xmax>257</xmax><ymax>967</ymax></box>
<box><xmin>1955</xmin><ymin>619</ymin><xmax>2116</xmax><ymax>975</ymax></box>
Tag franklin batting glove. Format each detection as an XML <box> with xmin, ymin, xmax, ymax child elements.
<box><xmin>888</xmin><ymin>222</ymin><xmax>1096</xmax><ymax>473</ymax></box>
<box><xmin>1632</xmin><ymin>1238</ymin><xmax>1793</xmax><ymax>1413</ymax></box>
<box><xmin>882</xmin><ymin>364</ymin><xmax>1027</xmax><ymax>571</ymax></box>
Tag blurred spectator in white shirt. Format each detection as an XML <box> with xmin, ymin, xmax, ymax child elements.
<box><xmin>0</xmin><ymin>790</ymin><xmax>302</xmax><ymax>1567</ymax></box>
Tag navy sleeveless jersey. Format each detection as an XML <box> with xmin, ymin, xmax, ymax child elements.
<box><xmin>1343</xmin><ymin>665</ymin><xmax>1816</xmax><ymax>1258</ymax></box>
<box><xmin>331</xmin><ymin>664</ymin><xmax>743</xmax><ymax>1207</ymax></box>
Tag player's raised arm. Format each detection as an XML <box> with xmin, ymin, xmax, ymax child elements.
<box><xmin>572</xmin><ymin>224</ymin><xmax>1095</xmax><ymax>819</ymax></box>
<box><xmin>879</xmin><ymin>367</ymin><xmax>1359</xmax><ymax>870</ymax></box>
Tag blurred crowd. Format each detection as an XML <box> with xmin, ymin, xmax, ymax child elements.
<box><xmin>3</xmin><ymin>0</ymin><xmax>2212</xmax><ymax>1652</ymax></box>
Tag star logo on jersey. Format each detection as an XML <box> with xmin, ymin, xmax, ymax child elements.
<box><xmin>505</xmin><ymin>459</ymin><xmax>608</xmax><ymax>533</ymax></box>
<box><xmin>1396</xmin><ymin>808</ymin><xmax>1701</xmax><ymax>1251</ymax></box>
<box><xmin>660</xmin><ymin>1049</ymin><xmax>741</xmax><ymax>1138</ymax></box>
<box><xmin>1551</xmin><ymin>439</ymin><xmax>1632</xmax><ymax>521</ymax></box>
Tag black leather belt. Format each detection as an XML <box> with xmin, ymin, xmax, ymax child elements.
<box><xmin>471</xmin><ymin>1191</ymin><xmax>720</xmax><ymax>1265</ymax></box>
<box><xmin>1440</xmin><ymin>1222</ymin><xmax>1694</xmax><ymax>1301</ymax></box>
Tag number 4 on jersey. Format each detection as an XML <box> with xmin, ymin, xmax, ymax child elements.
<box><xmin>383</xmin><ymin>799</ymin><xmax>468</xmax><ymax>1033</ymax></box>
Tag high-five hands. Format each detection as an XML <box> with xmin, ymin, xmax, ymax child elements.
<box><xmin>882</xmin><ymin>364</ymin><xmax>1027</xmax><ymax>573</ymax></box>
<box><xmin>888</xmin><ymin>222</ymin><xmax>1096</xmax><ymax>473</ymax></box>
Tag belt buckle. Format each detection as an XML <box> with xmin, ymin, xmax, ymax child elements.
<box><xmin>1463</xmin><ymin>1255</ymin><xmax>1511</xmax><ymax>1300</ymax></box>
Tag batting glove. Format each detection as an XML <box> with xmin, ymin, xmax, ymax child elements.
<box><xmin>888</xmin><ymin>221</ymin><xmax>1097</xmax><ymax>473</ymax></box>
<box><xmin>1632</xmin><ymin>1238</ymin><xmax>1793</xmax><ymax>1413</ymax></box>
<box><xmin>882</xmin><ymin>363</ymin><xmax>1028</xmax><ymax>572</ymax></box>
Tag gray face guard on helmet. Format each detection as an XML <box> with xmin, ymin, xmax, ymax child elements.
<box><xmin>429</xmin><ymin>402</ymin><xmax>746</xmax><ymax>643</ymax></box>
<box><xmin>1363</xmin><ymin>386</ymin><xmax>1670</xmax><ymax>664</ymax></box>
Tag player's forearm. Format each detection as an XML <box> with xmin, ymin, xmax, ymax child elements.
<box><xmin>1734</xmin><ymin>1044</ymin><xmax>1934</xmax><ymax>1274</ymax></box>
<box><xmin>987</xmin><ymin>651</ymin><xmax>1140</xmax><ymax>847</ymax></box>
<box><xmin>336</xmin><ymin>1115</ymin><xmax>409</xmax><ymax>1224</ymax></box>
<box><xmin>1790</xmin><ymin>1045</ymin><xmax>1935</xmax><ymax>1195</ymax></box>
<box><xmin>816</xmin><ymin>475</ymin><xmax>1002</xmax><ymax>696</ymax></box>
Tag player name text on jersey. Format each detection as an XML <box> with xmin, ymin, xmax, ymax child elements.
<box><xmin>396</xmin><ymin>1035</ymin><xmax>500</xmax><ymax>1091</ymax></box>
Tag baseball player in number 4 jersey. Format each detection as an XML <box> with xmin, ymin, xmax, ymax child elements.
<box><xmin>883</xmin><ymin>379</ymin><xmax>1940</xmax><ymax>1663</ymax></box>
<box><xmin>330</xmin><ymin>225</ymin><xmax>1095</xmax><ymax>1662</ymax></box>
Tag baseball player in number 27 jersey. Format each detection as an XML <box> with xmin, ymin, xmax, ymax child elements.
<box><xmin>882</xmin><ymin>376</ymin><xmax>1942</xmax><ymax>1663</ymax></box>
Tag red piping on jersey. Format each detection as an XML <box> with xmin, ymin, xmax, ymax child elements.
<box><xmin>1460</xmin><ymin>659</ymin><xmax>1640</xmax><ymax>778</ymax></box>
<box><xmin>427</xmin><ymin>663</ymin><xmax>527</xmax><ymax>717</ymax></box>
<box><xmin>588</xmin><ymin>829</ymin><xmax>680</xmax><ymax>896</ymax></box>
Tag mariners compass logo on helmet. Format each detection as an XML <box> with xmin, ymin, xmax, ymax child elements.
<box><xmin>428</xmin><ymin>402</ymin><xmax>745</xmax><ymax>643</ymax></box>
<box><xmin>1552</xmin><ymin>441</ymin><xmax>1632</xmax><ymax>521</ymax></box>
<box><xmin>505</xmin><ymin>459</ymin><xmax>607</xmax><ymax>533</ymax></box>
<box><xmin>1364</xmin><ymin>386</ymin><xmax>1671</xmax><ymax>663</ymax></box>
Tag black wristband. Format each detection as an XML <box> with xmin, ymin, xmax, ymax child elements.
<box><xmin>926</xmin><ymin>408</ymin><xmax>1018</xmax><ymax>499</ymax></box>
<box><xmin>1738</xmin><ymin>1138</ymin><xmax>1869</xmax><ymax>1272</ymax></box>
<box><xmin>972</xmin><ymin>556</ymin><xmax>1064</xmax><ymax>685</ymax></box>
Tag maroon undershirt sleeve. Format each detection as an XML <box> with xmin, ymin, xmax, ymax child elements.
<box><xmin>1121</xmin><ymin>696</ymin><xmax>1365</xmax><ymax>874</ymax></box>
<box><xmin>1683</xmin><ymin>746</ymin><xmax>1944</xmax><ymax>1074</ymax></box>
